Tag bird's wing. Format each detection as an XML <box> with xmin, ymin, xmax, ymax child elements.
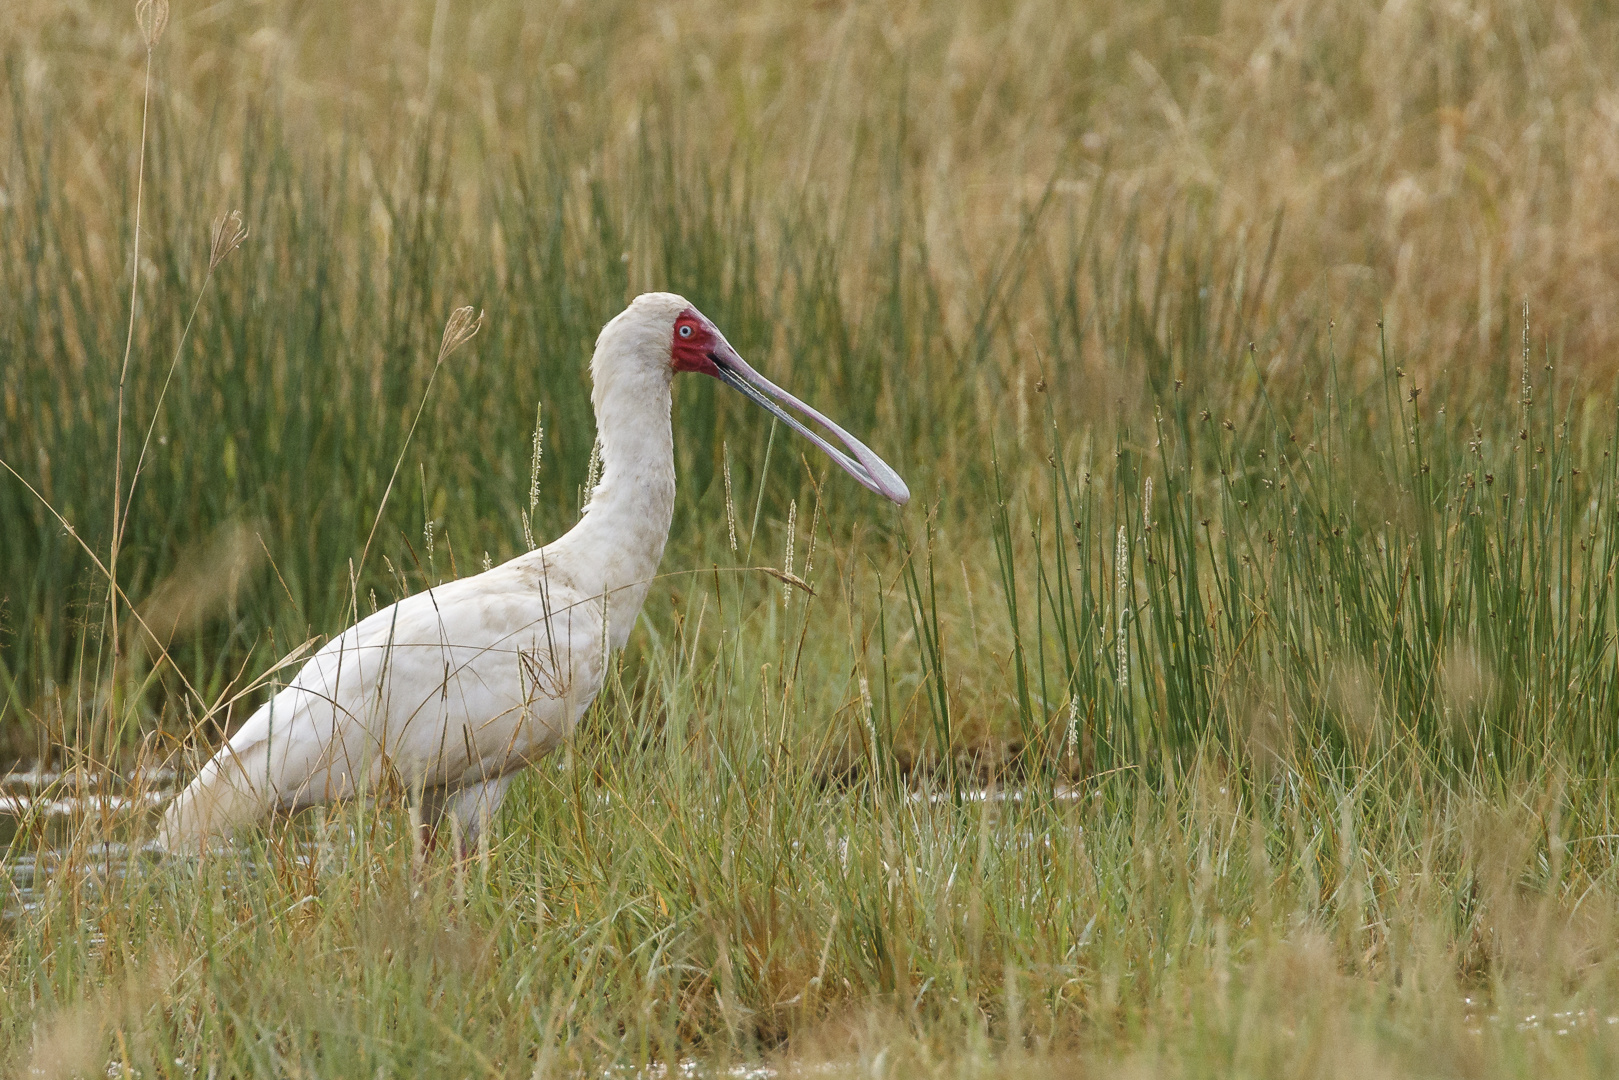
<box><xmin>161</xmin><ymin>567</ymin><xmax>607</xmax><ymax>846</ymax></box>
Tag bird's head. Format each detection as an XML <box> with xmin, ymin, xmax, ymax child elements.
<box><xmin>602</xmin><ymin>292</ymin><xmax>910</xmax><ymax>505</ymax></box>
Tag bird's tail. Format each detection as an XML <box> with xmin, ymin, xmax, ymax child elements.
<box><xmin>157</xmin><ymin>739</ymin><xmax>275</xmax><ymax>853</ymax></box>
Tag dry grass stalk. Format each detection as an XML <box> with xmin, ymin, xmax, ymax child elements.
<box><xmin>800</xmin><ymin>492</ymin><xmax>820</xmax><ymax>582</ymax></box>
<box><xmin>355</xmin><ymin>304</ymin><xmax>483</xmax><ymax>588</ymax></box>
<box><xmin>755</xmin><ymin>565</ymin><xmax>813</xmax><ymax>597</ymax></box>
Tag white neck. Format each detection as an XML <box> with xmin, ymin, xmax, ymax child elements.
<box><xmin>524</xmin><ymin>343</ymin><xmax>676</xmax><ymax>650</ymax></box>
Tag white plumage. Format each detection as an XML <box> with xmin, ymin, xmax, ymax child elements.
<box><xmin>161</xmin><ymin>292</ymin><xmax>908</xmax><ymax>851</ymax></box>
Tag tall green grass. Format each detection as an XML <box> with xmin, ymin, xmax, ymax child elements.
<box><xmin>976</xmin><ymin>314</ymin><xmax>1619</xmax><ymax>782</ymax></box>
<box><xmin>9</xmin><ymin>83</ymin><xmax>1619</xmax><ymax>779</ymax></box>
<box><xmin>0</xmin><ymin>94</ymin><xmax>914</xmax><ymax>755</ymax></box>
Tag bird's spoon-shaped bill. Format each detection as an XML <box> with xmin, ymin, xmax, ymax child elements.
<box><xmin>708</xmin><ymin>341</ymin><xmax>910</xmax><ymax>505</ymax></box>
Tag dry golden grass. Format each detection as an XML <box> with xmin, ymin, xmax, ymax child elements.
<box><xmin>10</xmin><ymin>0</ymin><xmax>1619</xmax><ymax>377</ymax></box>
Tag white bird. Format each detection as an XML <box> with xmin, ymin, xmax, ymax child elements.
<box><xmin>160</xmin><ymin>293</ymin><xmax>909</xmax><ymax>851</ymax></box>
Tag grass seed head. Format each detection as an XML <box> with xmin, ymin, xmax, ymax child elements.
<box><xmin>523</xmin><ymin>403</ymin><xmax>544</xmax><ymax>550</ymax></box>
<box><xmin>1115</xmin><ymin>526</ymin><xmax>1129</xmax><ymax>692</ymax></box>
<box><xmin>585</xmin><ymin>437</ymin><xmax>602</xmax><ymax>496</ymax></box>
<box><xmin>859</xmin><ymin>674</ymin><xmax>878</xmax><ymax>759</ymax></box>
<box><xmin>135</xmin><ymin>0</ymin><xmax>169</xmax><ymax>49</ymax></box>
<box><xmin>783</xmin><ymin>499</ymin><xmax>797</xmax><ymax>604</ymax></box>
<box><xmin>528</xmin><ymin>404</ymin><xmax>544</xmax><ymax>511</ymax></box>
<box><xmin>437</xmin><ymin>306</ymin><xmax>484</xmax><ymax>365</ymax></box>
<box><xmin>1066</xmin><ymin>693</ymin><xmax>1080</xmax><ymax>764</ymax></box>
<box><xmin>722</xmin><ymin>443</ymin><xmax>738</xmax><ymax>553</ymax></box>
<box><xmin>209</xmin><ymin>209</ymin><xmax>247</xmax><ymax>271</ymax></box>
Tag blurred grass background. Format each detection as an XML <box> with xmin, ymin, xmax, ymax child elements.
<box><xmin>7</xmin><ymin>1</ymin><xmax>1619</xmax><ymax>1076</ymax></box>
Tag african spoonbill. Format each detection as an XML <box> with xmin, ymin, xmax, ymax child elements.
<box><xmin>160</xmin><ymin>292</ymin><xmax>908</xmax><ymax>852</ymax></box>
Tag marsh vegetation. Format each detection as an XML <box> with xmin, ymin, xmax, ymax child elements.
<box><xmin>6</xmin><ymin>1</ymin><xmax>1619</xmax><ymax>1075</ymax></box>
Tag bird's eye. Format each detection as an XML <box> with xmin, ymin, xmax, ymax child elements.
<box><xmin>678</xmin><ymin>325</ymin><xmax>693</xmax><ymax>338</ymax></box>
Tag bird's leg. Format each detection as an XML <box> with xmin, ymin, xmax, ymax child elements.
<box><xmin>413</xmin><ymin>782</ymin><xmax>451</xmax><ymax>872</ymax></box>
<box><xmin>449</xmin><ymin>812</ymin><xmax>467</xmax><ymax>904</ymax></box>
<box><xmin>443</xmin><ymin>776</ymin><xmax>514</xmax><ymax>866</ymax></box>
<box><xmin>407</xmin><ymin>797</ymin><xmax>424</xmax><ymax>870</ymax></box>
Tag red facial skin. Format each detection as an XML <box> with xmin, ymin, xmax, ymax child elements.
<box><xmin>670</xmin><ymin>307</ymin><xmax>722</xmax><ymax>376</ymax></box>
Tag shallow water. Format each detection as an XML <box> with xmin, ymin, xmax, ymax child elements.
<box><xmin>0</xmin><ymin>769</ymin><xmax>177</xmax><ymax>921</ymax></box>
<box><xmin>0</xmin><ymin>766</ymin><xmax>1083</xmax><ymax>923</ymax></box>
